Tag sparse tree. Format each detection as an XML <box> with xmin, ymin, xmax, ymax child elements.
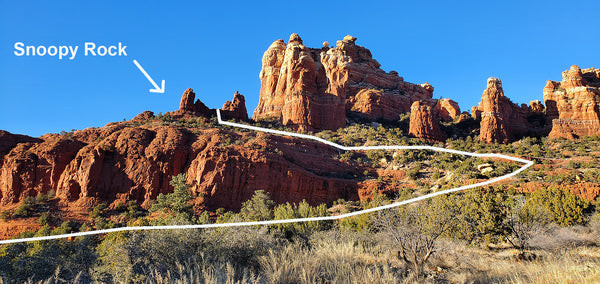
<box><xmin>372</xmin><ymin>197</ymin><xmax>460</xmax><ymax>278</ymax></box>
<box><xmin>505</xmin><ymin>196</ymin><xmax>549</xmax><ymax>253</ymax></box>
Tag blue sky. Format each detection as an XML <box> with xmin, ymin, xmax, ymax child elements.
<box><xmin>2</xmin><ymin>0</ymin><xmax>599</xmax><ymax>137</ymax></box>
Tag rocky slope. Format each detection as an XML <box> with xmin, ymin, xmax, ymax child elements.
<box><xmin>544</xmin><ymin>65</ymin><xmax>600</xmax><ymax>139</ymax></box>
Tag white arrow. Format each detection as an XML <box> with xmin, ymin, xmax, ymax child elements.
<box><xmin>133</xmin><ymin>59</ymin><xmax>165</xmax><ymax>93</ymax></box>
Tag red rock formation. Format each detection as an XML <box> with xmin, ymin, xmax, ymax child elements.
<box><xmin>254</xmin><ymin>33</ymin><xmax>346</xmax><ymax>131</ymax></box>
<box><xmin>253</xmin><ymin>39</ymin><xmax>287</xmax><ymax>120</ymax></box>
<box><xmin>472</xmin><ymin>78</ymin><xmax>530</xmax><ymax>143</ymax></box>
<box><xmin>132</xmin><ymin>111</ymin><xmax>154</xmax><ymax>122</ymax></box>
<box><xmin>254</xmin><ymin>33</ymin><xmax>434</xmax><ymax>129</ymax></box>
<box><xmin>435</xmin><ymin>98</ymin><xmax>461</xmax><ymax>122</ymax></box>
<box><xmin>408</xmin><ymin>100</ymin><xmax>444</xmax><ymax>142</ymax></box>
<box><xmin>455</xmin><ymin>112</ymin><xmax>471</xmax><ymax>124</ymax></box>
<box><xmin>186</xmin><ymin>132</ymin><xmax>359</xmax><ymax>210</ymax></box>
<box><xmin>221</xmin><ymin>91</ymin><xmax>249</xmax><ymax>121</ymax></box>
<box><xmin>544</xmin><ymin>65</ymin><xmax>600</xmax><ymax>139</ymax></box>
<box><xmin>347</xmin><ymin>89</ymin><xmax>410</xmax><ymax>121</ymax></box>
<box><xmin>0</xmin><ymin>137</ymin><xmax>84</xmax><ymax>204</ymax></box>
<box><xmin>0</xmin><ymin>131</ymin><xmax>42</xmax><ymax>159</ymax></box>
<box><xmin>180</xmin><ymin>88</ymin><xmax>196</xmax><ymax>111</ymax></box>
<box><xmin>170</xmin><ymin>88</ymin><xmax>212</xmax><ymax>118</ymax></box>
<box><xmin>0</xmin><ymin>118</ymin><xmax>362</xmax><ymax>211</ymax></box>
<box><xmin>528</xmin><ymin>100</ymin><xmax>545</xmax><ymax>114</ymax></box>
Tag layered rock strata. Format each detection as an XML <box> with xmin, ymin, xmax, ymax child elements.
<box><xmin>544</xmin><ymin>65</ymin><xmax>600</xmax><ymax>139</ymax></box>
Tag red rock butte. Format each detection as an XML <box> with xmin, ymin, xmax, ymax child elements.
<box><xmin>252</xmin><ymin>33</ymin><xmax>457</xmax><ymax>132</ymax></box>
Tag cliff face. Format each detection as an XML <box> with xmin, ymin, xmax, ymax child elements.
<box><xmin>471</xmin><ymin>78</ymin><xmax>533</xmax><ymax>143</ymax></box>
<box><xmin>253</xmin><ymin>34</ymin><xmax>433</xmax><ymax>130</ymax></box>
<box><xmin>0</xmin><ymin>89</ymin><xmax>361</xmax><ymax>212</ymax></box>
<box><xmin>253</xmin><ymin>34</ymin><xmax>346</xmax><ymax>131</ymax></box>
<box><xmin>544</xmin><ymin>65</ymin><xmax>600</xmax><ymax>139</ymax></box>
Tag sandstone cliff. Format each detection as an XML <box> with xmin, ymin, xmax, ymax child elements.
<box><xmin>253</xmin><ymin>34</ymin><xmax>433</xmax><ymax>130</ymax></box>
<box><xmin>544</xmin><ymin>65</ymin><xmax>600</xmax><ymax>139</ymax></box>
<box><xmin>435</xmin><ymin>98</ymin><xmax>461</xmax><ymax>122</ymax></box>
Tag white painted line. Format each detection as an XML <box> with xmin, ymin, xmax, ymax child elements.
<box><xmin>0</xmin><ymin>110</ymin><xmax>533</xmax><ymax>244</ymax></box>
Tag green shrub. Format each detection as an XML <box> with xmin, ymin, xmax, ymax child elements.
<box><xmin>89</xmin><ymin>203</ymin><xmax>108</xmax><ymax>219</ymax></box>
<box><xmin>14</xmin><ymin>196</ymin><xmax>36</xmax><ymax>218</ymax></box>
<box><xmin>149</xmin><ymin>174</ymin><xmax>193</xmax><ymax>220</ymax></box>
<box><xmin>0</xmin><ymin>210</ymin><xmax>13</xmax><ymax>221</ymax></box>
<box><xmin>240</xmin><ymin>190</ymin><xmax>274</xmax><ymax>221</ymax></box>
<box><xmin>273</xmin><ymin>200</ymin><xmax>330</xmax><ymax>236</ymax></box>
<box><xmin>524</xmin><ymin>186</ymin><xmax>591</xmax><ymax>226</ymax></box>
<box><xmin>39</xmin><ymin>212</ymin><xmax>50</xmax><ymax>226</ymax></box>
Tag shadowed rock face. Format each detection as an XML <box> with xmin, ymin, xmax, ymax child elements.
<box><xmin>253</xmin><ymin>33</ymin><xmax>434</xmax><ymax>130</ymax></box>
<box><xmin>544</xmin><ymin>65</ymin><xmax>600</xmax><ymax>139</ymax></box>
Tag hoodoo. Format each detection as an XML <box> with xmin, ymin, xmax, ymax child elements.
<box><xmin>471</xmin><ymin>78</ymin><xmax>531</xmax><ymax>143</ymax></box>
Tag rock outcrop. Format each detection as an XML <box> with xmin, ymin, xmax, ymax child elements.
<box><xmin>435</xmin><ymin>98</ymin><xmax>461</xmax><ymax>122</ymax></box>
<box><xmin>544</xmin><ymin>65</ymin><xmax>600</xmax><ymax>139</ymax></box>
<box><xmin>409</xmin><ymin>100</ymin><xmax>445</xmax><ymax>142</ymax></box>
<box><xmin>170</xmin><ymin>88</ymin><xmax>212</xmax><ymax>118</ymax></box>
<box><xmin>0</xmin><ymin>96</ymin><xmax>363</xmax><ymax>211</ymax></box>
<box><xmin>132</xmin><ymin>111</ymin><xmax>155</xmax><ymax>122</ymax></box>
<box><xmin>528</xmin><ymin>100</ymin><xmax>545</xmax><ymax>114</ymax></box>
<box><xmin>254</xmin><ymin>33</ymin><xmax>434</xmax><ymax>130</ymax></box>
<box><xmin>471</xmin><ymin>78</ymin><xmax>531</xmax><ymax>143</ymax></box>
<box><xmin>221</xmin><ymin>91</ymin><xmax>249</xmax><ymax>121</ymax></box>
<box><xmin>253</xmin><ymin>34</ymin><xmax>346</xmax><ymax>131</ymax></box>
<box><xmin>348</xmin><ymin>89</ymin><xmax>408</xmax><ymax>121</ymax></box>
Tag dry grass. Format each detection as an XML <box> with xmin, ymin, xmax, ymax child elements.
<box><xmin>437</xmin><ymin>239</ymin><xmax>600</xmax><ymax>284</ymax></box>
<box><xmin>13</xmin><ymin>225</ymin><xmax>600</xmax><ymax>283</ymax></box>
<box><xmin>258</xmin><ymin>233</ymin><xmax>406</xmax><ymax>283</ymax></box>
